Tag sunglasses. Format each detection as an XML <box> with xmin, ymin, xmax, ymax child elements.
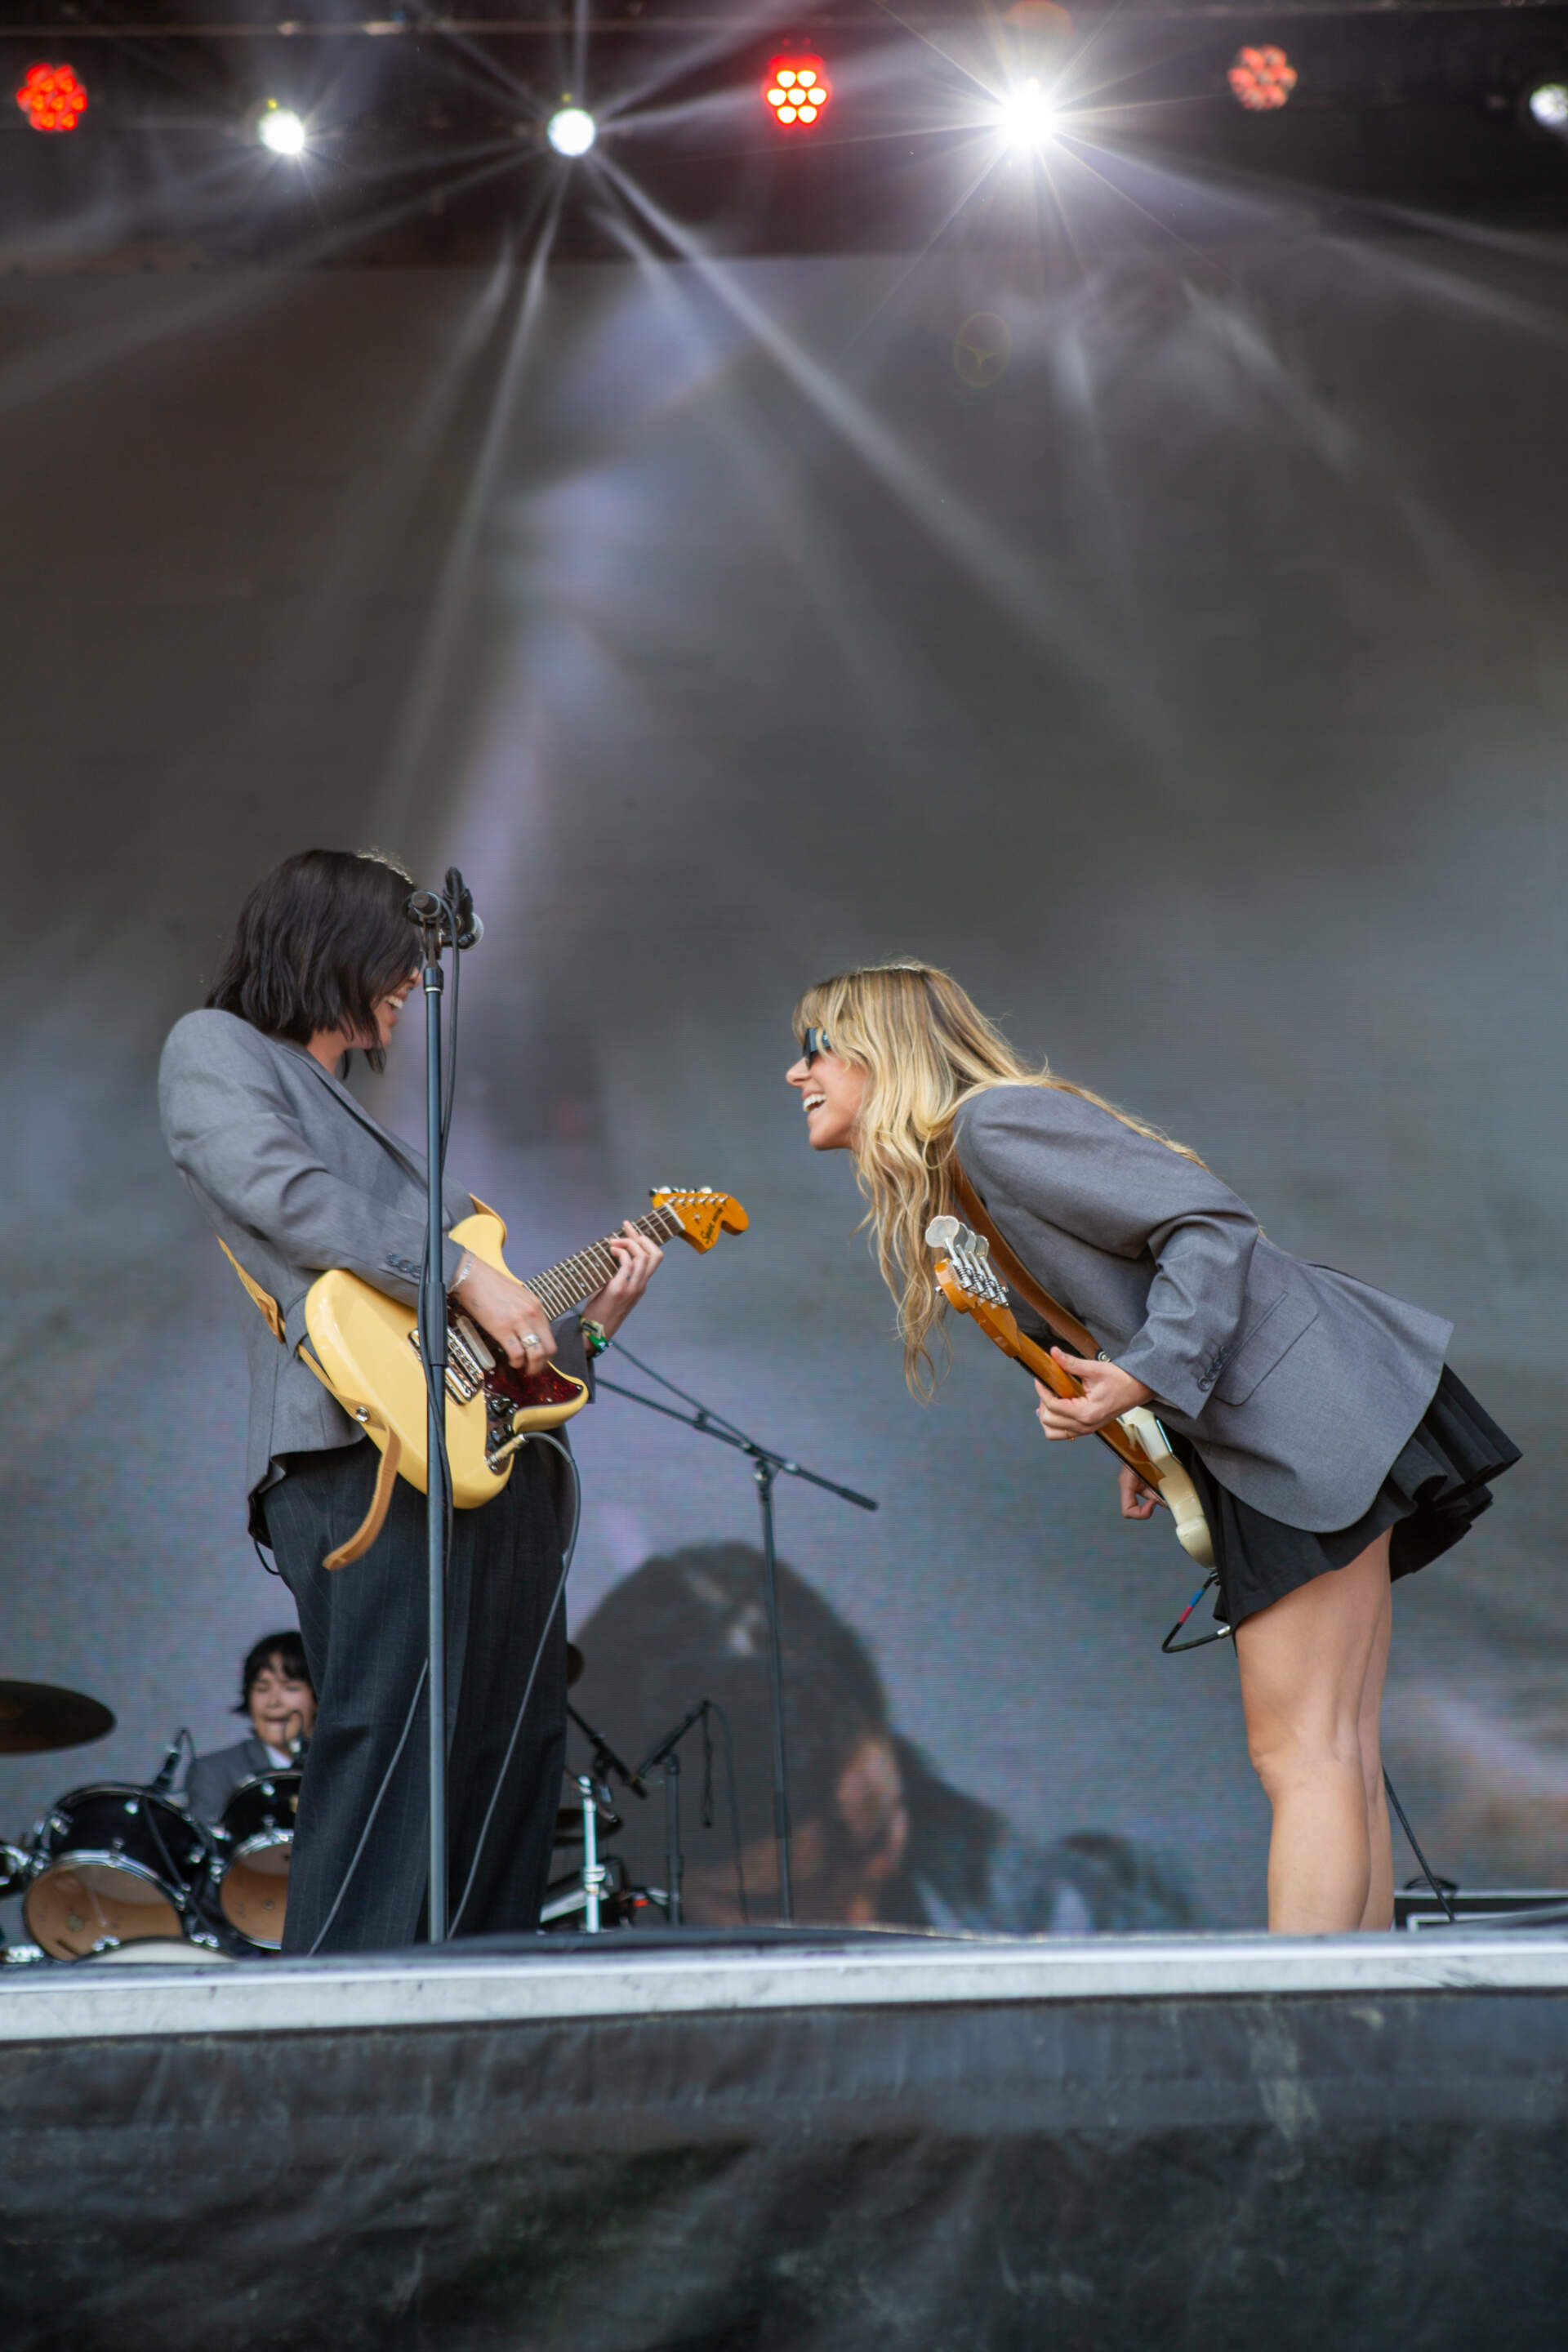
<box><xmin>799</xmin><ymin>1026</ymin><xmax>831</xmax><ymax>1066</ymax></box>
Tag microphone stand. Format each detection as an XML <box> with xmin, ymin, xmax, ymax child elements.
<box><xmin>408</xmin><ymin>870</ymin><xmax>480</xmax><ymax>1945</ymax></box>
<box><xmin>634</xmin><ymin>1699</ymin><xmax>709</xmax><ymax>1927</ymax></box>
<box><xmin>596</xmin><ymin>1347</ymin><xmax>878</xmax><ymax>1923</ymax></box>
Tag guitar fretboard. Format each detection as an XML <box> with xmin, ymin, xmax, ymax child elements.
<box><xmin>526</xmin><ymin>1205</ymin><xmax>683</xmax><ymax>1321</ymax></box>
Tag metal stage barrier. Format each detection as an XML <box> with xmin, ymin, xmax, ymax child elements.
<box><xmin>3</xmin><ymin>1927</ymin><xmax>1567</xmax><ymax>2351</ymax></box>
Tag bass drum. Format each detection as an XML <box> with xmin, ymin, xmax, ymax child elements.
<box><xmin>23</xmin><ymin>1786</ymin><xmax>212</xmax><ymax>1960</ymax></box>
<box><xmin>214</xmin><ymin>1771</ymin><xmax>301</xmax><ymax>1950</ymax></box>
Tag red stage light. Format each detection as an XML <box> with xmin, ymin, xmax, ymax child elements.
<box><xmin>763</xmin><ymin>54</ymin><xmax>831</xmax><ymax>131</ymax></box>
<box><xmin>1227</xmin><ymin>45</ymin><xmax>1297</xmax><ymax>113</ymax></box>
<box><xmin>15</xmin><ymin>62</ymin><xmax>88</xmax><ymax>135</ymax></box>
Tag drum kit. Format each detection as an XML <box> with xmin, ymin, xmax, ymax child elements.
<box><xmin>0</xmin><ymin>1680</ymin><xmax>304</xmax><ymax>1964</ymax></box>
<box><xmin>0</xmin><ymin>1650</ymin><xmax>657</xmax><ymax>1962</ymax></box>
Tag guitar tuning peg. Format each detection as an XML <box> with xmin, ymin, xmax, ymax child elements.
<box><xmin>925</xmin><ymin>1215</ymin><xmax>960</xmax><ymax>1250</ymax></box>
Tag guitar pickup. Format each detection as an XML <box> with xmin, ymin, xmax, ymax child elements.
<box><xmin>407</xmin><ymin>1322</ymin><xmax>485</xmax><ymax>1405</ymax></box>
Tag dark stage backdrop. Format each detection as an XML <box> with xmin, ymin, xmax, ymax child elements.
<box><xmin>0</xmin><ymin>228</ymin><xmax>1561</xmax><ymax>1932</ymax></box>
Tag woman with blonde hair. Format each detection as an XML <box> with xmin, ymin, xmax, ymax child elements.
<box><xmin>786</xmin><ymin>961</ymin><xmax>1518</xmax><ymax>1934</ymax></box>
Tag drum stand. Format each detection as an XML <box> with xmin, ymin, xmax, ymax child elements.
<box><xmin>541</xmin><ymin>1775</ymin><xmax>624</xmax><ymax>1931</ymax></box>
<box><xmin>574</xmin><ymin>1774</ymin><xmax>612</xmax><ymax>1931</ymax></box>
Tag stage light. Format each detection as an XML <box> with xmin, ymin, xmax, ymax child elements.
<box><xmin>15</xmin><ymin>63</ymin><xmax>88</xmax><ymax>135</ymax></box>
<box><xmin>257</xmin><ymin>103</ymin><xmax>307</xmax><ymax>157</ymax></box>
<box><xmin>1227</xmin><ymin>45</ymin><xmax>1298</xmax><ymax>112</ymax></box>
<box><xmin>763</xmin><ymin>55</ymin><xmax>831</xmax><ymax>131</ymax></box>
<box><xmin>1527</xmin><ymin>82</ymin><xmax>1568</xmax><ymax>132</ymax></box>
<box><xmin>996</xmin><ymin>75</ymin><xmax>1055</xmax><ymax>150</ymax></box>
<box><xmin>546</xmin><ymin>105</ymin><xmax>597</xmax><ymax>157</ymax></box>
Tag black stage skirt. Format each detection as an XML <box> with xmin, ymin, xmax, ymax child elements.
<box><xmin>1171</xmin><ymin>1367</ymin><xmax>1521</xmax><ymax>1632</ymax></box>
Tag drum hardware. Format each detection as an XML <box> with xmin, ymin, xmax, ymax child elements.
<box><xmin>557</xmin><ymin>1771</ymin><xmax>619</xmax><ymax>1932</ymax></box>
<box><xmin>0</xmin><ymin>1842</ymin><xmax>31</xmax><ymax>1900</ymax></box>
<box><xmin>540</xmin><ymin>1851</ymin><xmax>636</xmax><ymax>1929</ymax></box>
<box><xmin>0</xmin><ymin>1680</ymin><xmax>115</xmax><ymax>1756</ymax></box>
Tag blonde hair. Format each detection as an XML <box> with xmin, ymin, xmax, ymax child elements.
<box><xmin>792</xmin><ymin>961</ymin><xmax>1201</xmax><ymax>1396</ymax></box>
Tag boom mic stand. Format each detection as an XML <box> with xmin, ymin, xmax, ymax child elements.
<box><xmin>634</xmin><ymin>1699</ymin><xmax>709</xmax><ymax>1927</ymax></box>
<box><xmin>596</xmin><ymin>1346</ymin><xmax>877</xmax><ymax>1923</ymax></box>
<box><xmin>408</xmin><ymin>869</ymin><xmax>483</xmax><ymax>1944</ymax></box>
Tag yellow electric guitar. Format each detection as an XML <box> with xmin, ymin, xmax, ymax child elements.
<box><xmin>300</xmin><ymin>1189</ymin><xmax>748</xmax><ymax>1552</ymax></box>
<box><xmin>925</xmin><ymin>1215</ymin><xmax>1214</xmax><ymax>1566</ymax></box>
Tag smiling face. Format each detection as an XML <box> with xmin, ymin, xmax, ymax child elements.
<box><xmin>786</xmin><ymin>1036</ymin><xmax>868</xmax><ymax>1152</ymax></box>
<box><xmin>372</xmin><ymin>971</ymin><xmax>418</xmax><ymax>1049</ymax></box>
<box><xmin>247</xmin><ymin>1657</ymin><xmax>317</xmax><ymax>1750</ymax></box>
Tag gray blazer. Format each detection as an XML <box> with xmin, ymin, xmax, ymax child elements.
<box><xmin>954</xmin><ymin>1085</ymin><xmax>1452</xmax><ymax>1531</ymax></box>
<box><xmin>158</xmin><ymin>1009</ymin><xmax>590</xmax><ymax>1520</ymax></box>
<box><xmin>183</xmin><ymin>1735</ymin><xmax>277</xmax><ymax>1827</ymax></box>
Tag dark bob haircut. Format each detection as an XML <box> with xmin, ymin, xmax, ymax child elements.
<box><xmin>234</xmin><ymin>1630</ymin><xmax>314</xmax><ymax>1714</ymax></box>
<box><xmin>207</xmin><ymin>849</ymin><xmax>417</xmax><ymax>1070</ymax></box>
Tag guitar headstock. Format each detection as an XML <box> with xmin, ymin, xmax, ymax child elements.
<box><xmin>652</xmin><ymin>1187</ymin><xmax>750</xmax><ymax>1253</ymax></box>
<box><xmin>924</xmin><ymin>1216</ymin><xmax>1025</xmax><ymax>1356</ymax></box>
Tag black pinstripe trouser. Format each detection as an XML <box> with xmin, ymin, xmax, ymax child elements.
<box><xmin>261</xmin><ymin>1437</ymin><xmax>567</xmax><ymax>1955</ymax></box>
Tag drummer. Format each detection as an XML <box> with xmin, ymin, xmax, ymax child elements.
<box><xmin>183</xmin><ymin>1633</ymin><xmax>316</xmax><ymax>1827</ymax></box>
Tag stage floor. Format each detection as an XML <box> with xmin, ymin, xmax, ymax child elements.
<box><xmin>5</xmin><ymin>1920</ymin><xmax>1568</xmax><ymax>2041</ymax></box>
<box><xmin>5</xmin><ymin>1927</ymin><xmax>1568</xmax><ymax>2352</ymax></box>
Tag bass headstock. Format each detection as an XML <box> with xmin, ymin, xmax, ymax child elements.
<box><xmin>652</xmin><ymin>1186</ymin><xmax>750</xmax><ymax>1253</ymax></box>
<box><xmin>925</xmin><ymin>1216</ymin><xmax>1025</xmax><ymax>1356</ymax></box>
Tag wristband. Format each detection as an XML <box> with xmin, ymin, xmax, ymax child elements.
<box><xmin>580</xmin><ymin>1316</ymin><xmax>611</xmax><ymax>1358</ymax></box>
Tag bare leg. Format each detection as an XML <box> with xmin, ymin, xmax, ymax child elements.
<box><xmin>1235</xmin><ymin>1533</ymin><xmax>1394</xmax><ymax>1934</ymax></box>
<box><xmin>1357</xmin><ymin>1578</ymin><xmax>1394</xmax><ymax>1931</ymax></box>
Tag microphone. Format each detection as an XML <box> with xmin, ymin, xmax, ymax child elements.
<box><xmin>149</xmin><ymin>1731</ymin><xmax>186</xmax><ymax>1797</ymax></box>
<box><xmin>405</xmin><ymin>872</ymin><xmax>483</xmax><ymax>951</ymax></box>
<box><xmin>446</xmin><ymin>867</ymin><xmax>483</xmax><ymax>951</ymax></box>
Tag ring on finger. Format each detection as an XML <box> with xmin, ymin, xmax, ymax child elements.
<box><xmin>521</xmin><ymin>1331</ymin><xmax>542</xmax><ymax>1350</ymax></box>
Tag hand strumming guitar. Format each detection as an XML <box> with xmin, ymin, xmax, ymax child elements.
<box><xmin>452</xmin><ymin>1258</ymin><xmax>559</xmax><ymax>1371</ymax></box>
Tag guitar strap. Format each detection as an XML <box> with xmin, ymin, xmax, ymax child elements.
<box><xmin>948</xmin><ymin>1165</ymin><xmax>1103</xmax><ymax>1364</ymax></box>
<box><xmin>215</xmin><ymin>1237</ymin><xmax>401</xmax><ymax>1571</ymax></box>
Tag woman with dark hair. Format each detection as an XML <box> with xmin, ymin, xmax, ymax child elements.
<box><xmin>159</xmin><ymin>849</ymin><xmax>664</xmax><ymax>1953</ymax></box>
<box><xmin>784</xmin><ymin>961</ymin><xmax>1519</xmax><ymax>1936</ymax></box>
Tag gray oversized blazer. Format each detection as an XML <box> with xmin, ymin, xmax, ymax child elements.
<box><xmin>159</xmin><ymin>1009</ymin><xmax>590</xmax><ymax>1521</ymax></box>
<box><xmin>954</xmin><ymin>1085</ymin><xmax>1452</xmax><ymax>1531</ymax></box>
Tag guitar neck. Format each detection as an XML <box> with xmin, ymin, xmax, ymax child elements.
<box><xmin>942</xmin><ymin>1279</ymin><xmax>1166</xmax><ymax>1492</ymax></box>
<box><xmin>525</xmin><ymin>1205</ymin><xmax>681</xmax><ymax>1321</ymax></box>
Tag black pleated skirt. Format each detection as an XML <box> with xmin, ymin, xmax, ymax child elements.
<box><xmin>1172</xmin><ymin>1367</ymin><xmax>1521</xmax><ymax>1631</ymax></box>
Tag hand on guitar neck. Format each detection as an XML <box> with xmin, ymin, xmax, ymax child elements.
<box><xmin>1031</xmin><ymin>1349</ymin><xmax>1152</xmax><ymax>1440</ymax></box>
<box><xmin>1031</xmin><ymin>1352</ymin><xmax>1160</xmax><ymax>1523</ymax></box>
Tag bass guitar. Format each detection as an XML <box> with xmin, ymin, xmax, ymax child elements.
<box><xmin>925</xmin><ymin>1215</ymin><xmax>1214</xmax><ymax>1566</ymax></box>
<box><xmin>299</xmin><ymin>1188</ymin><xmax>748</xmax><ymax>1557</ymax></box>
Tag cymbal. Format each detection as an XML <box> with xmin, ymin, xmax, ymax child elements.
<box><xmin>0</xmin><ymin>1681</ymin><xmax>115</xmax><ymax>1757</ymax></box>
<box><xmin>566</xmin><ymin>1642</ymin><xmax>585</xmax><ymax>1689</ymax></box>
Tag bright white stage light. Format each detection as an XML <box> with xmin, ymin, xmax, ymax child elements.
<box><xmin>257</xmin><ymin>105</ymin><xmax>306</xmax><ymax>158</ymax></box>
<box><xmin>1528</xmin><ymin>82</ymin><xmax>1568</xmax><ymax>131</ymax></box>
<box><xmin>996</xmin><ymin>77</ymin><xmax>1054</xmax><ymax>152</ymax></box>
<box><xmin>546</xmin><ymin>106</ymin><xmax>596</xmax><ymax>158</ymax></box>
